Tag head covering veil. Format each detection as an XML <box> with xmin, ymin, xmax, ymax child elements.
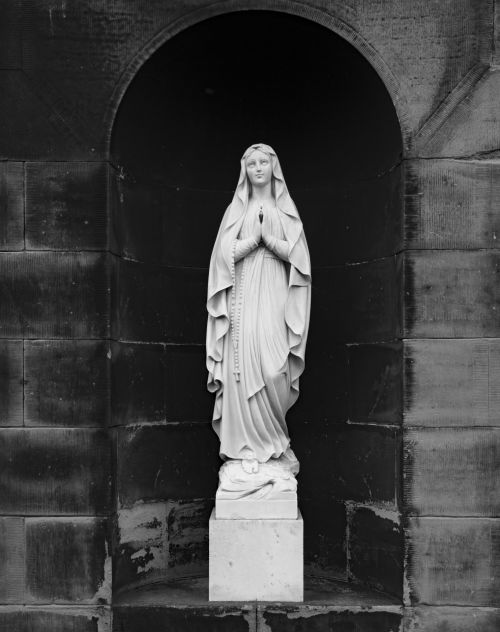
<box><xmin>206</xmin><ymin>143</ymin><xmax>311</xmax><ymax>421</ymax></box>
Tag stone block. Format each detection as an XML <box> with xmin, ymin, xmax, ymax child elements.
<box><xmin>293</xmin><ymin>166</ymin><xmax>402</xmax><ymax>266</ymax></box>
<box><xmin>112</xmin><ymin>258</ymin><xmax>206</xmax><ymax>343</ymax></box>
<box><xmin>414</xmin><ymin>68</ymin><xmax>500</xmax><ymax>158</ymax></box>
<box><xmin>295</xmin><ymin>423</ymin><xmax>400</xmax><ymax>505</ymax></box>
<box><xmin>301</xmin><ymin>497</ymin><xmax>346</xmax><ymax>579</ymax></box>
<box><xmin>404</xmin><ymin>250</ymin><xmax>500</xmax><ymax>338</ymax></box>
<box><xmin>0</xmin><ymin>339</ymin><xmax>23</xmax><ymax>426</ymax></box>
<box><xmin>404</xmin><ymin>338</ymin><xmax>500</xmax><ymax>426</ymax></box>
<box><xmin>346</xmin><ymin>256</ymin><xmax>402</xmax><ymax>343</ymax></box>
<box><xmin>115</xmin><ymin>423</ymin><xmax>219</xmax><ymax>508</ymax></box>
<box><xmin>159</xmin><ymin>187</ymin><xmax>249</xmax><ymax>268</ymax></box>
<box><xmin>257</xmin><ymin>605</ymin><xmax>402</xmax><ymax>631</ymax></box>
<box><xmin>112</xmin><ymin>604</ymin><xmax>255</xmax><ymax>632</ymax></box>
<box><xmin>404</xmin><ymin>427</ymin><xmax>500</xmax><ymax>516</ymax></box>
<box><xmin>114</xmin><ymin>498</ymin><xmax>212</xmax><ymax>592</ymax></box>
<box><xmin>288</xmin><ymin>341</ymin><xmax>348</xmax><ymax>425</ymax></box>
<box><xmin>347</xmin><ymin>342</ymin><xmax>402</xmax><ymax>424</ymax></box>
<box><xmin>348</xmin><ymin>505</ymin><xmax>403</xmax><ymax>598</ymax></box>
<box><xmin>209</xmin><ymin>509</ymin><xmax>303</xmax><ymax>601</ymax></box>
<box><xmin>0</xmin><ymin>428</ymin><xmax>111</xmax><ymax>515</ymax></box>
<box><xmin>164</xmin><ymin>344</ymin><xmax>214</xmax><ymax>422</ymax></box>
<box><xmin>25</xmin><ymin>517</ymin><xmax>110</xmax><ymax>604</ymax></box>
<box><xmin>307</xmin><ymin>267</ymin><xmax>346</xmax><ymax>345</ymax></box>
<box><xmin>24</xmin><ymin>340</ymin><xmax>109</xmax><ymax>427</ymax></box>
<box><xmin>0</xmin><ymin>71</ymin><xmax>84</xmax><ymax>160</ymax></box>
<box><xmin>0</xmin><ymin>252</ymin><xmax>109</xmax><ymax>338</ymax></box>
<box><xmin>0</xmin><ymin>517</ymin><xmax>25</xmax><ymax>603</ymax></box>
<box><xmin>405</xmin><ymin>606</ymin><xmax>500</xmax><ymax>631</ymax></box>
<box><xmin>405</xmin><ymin>159</ymin><xmax>500</xmax><ymax>250</ymax></box>
<box><xmin>0</xmin><ymin>161</ymin><xmax>24</xmax><ymax>250</ymax></box>
<box><xmin>0</xmin><ymin>0</ymin><xmax>22</xmax><ymax>69</ymax></box>
<box><xmin>215</xmin><ymin>493</ymin><xmax>297</xmax><ymax>520</ymax></box>
<box><xmin>108</xmin><ymin>170</ymin><xmax>164</xmax><ymax>264</ymax></box>
<box><xmin>111</xmin><ymin>341</ymin><xmax>164</xmax><ymax>426</ymax></box>
<box><xmin>0</xmin><ymin>607</ymin><xmax>111</xmax><ymax>632</ymax></box>
<box><xmin>406</xmin><ymin>517</ymin><xmax>500</xmax><ymax>606</ymax></box>
<box><xmin>25</xmin><ymin>162</ymin><xmax>108</xmax><ymax>250</ymax></box>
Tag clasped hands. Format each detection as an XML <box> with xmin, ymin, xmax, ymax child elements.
<box><xmin>251</xmin><ymin>209</ymin><xmax>274</xmax><ymax>250</ymax></box>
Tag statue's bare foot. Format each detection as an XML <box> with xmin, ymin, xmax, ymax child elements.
<box><xmin>240</xmin><ymin>448</ymin><xmax>259</xmax><ymax>474</ymax></box>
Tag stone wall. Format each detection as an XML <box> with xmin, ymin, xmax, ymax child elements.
<box><xmin>0</xmin><ymin>1</ymin><xmax>499</xmax><ymax>630</ymax></box>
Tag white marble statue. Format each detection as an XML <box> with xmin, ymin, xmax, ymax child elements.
<box><xmin>206</xmin><ymin>143</ymin><xmax>311</xmax><ymax>499</ymax></box>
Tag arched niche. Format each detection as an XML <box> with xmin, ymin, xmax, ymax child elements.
<box><xmin>110</xmin><ymin>10</ymin><xmax>403</xmax><ymax>602</ymax></box>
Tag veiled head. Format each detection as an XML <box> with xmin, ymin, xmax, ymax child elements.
<box><xmin>242</xmin><ymin>143</ymin><xmax>280</xmax><ymax>197</ymax></box>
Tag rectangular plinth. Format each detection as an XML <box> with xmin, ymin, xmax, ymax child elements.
<box><xmin>216</xmin><ymin>492</ymin><xmax>297</xmax><ymax>519</ymax></box>
<box><xmin>209</xmin><ymin>508</ymin><xmax>303</xmax><ymax>601</ymax></box>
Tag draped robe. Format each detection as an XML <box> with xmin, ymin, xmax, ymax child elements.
<box><xmin>206</xmin><ymin>146</ymin><xmax>311</xmax><ymax>463</ymax></box>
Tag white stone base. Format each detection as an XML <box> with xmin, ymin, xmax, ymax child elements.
<box><xmin>216</xmin><ymin>491</ymin><xmax>297</xmax><ymax>519</ymax></box>
<box><xmin>209</xmin><ymin>508</ymin><xmax>303</xmax><ymax>601</ymax></box>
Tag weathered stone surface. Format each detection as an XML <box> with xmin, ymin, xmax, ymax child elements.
<box><xmin>404</xmin><ymin>339</ymin><xmax>500</xmax><ymax>426</ymax></box>
<box><xmin>25</xmin><ymin>162</ymin><xmax>108</xmax><ymax>250</ymax></box>
<box><xmin>291</xmin><ymin>167</ymin><xmax>402</xmax><ymax>266</ymax></box>
<box><xmin>295</xmin><ymin>424</ymin><xmax>400</xmax><ymax>505</ymax></box>
<box><xmin>164</xmin><ymin>345</ymin><xmax>214</xmax><ymax>422</ymax></box>
<box><xmin>109</xmin><ymin>174</ymin><xmax>229</xmax><ymax>268</ymax></box>
<box><xmin>113</xmin><ymin>604</ymin><xmax>255</xmax><ymax>632</ymax></box>
<box><xmin>209</xmin><ymin>510</ymin><xmax>303</xmax><ymax>601</ymax></box>
<box><xmin>0</xmin><ymin>339</ymin><xmax>23</xmax><ymax>426</ymax></box>
<box><xmin>0</xmin><ymin>428</ymin><xmax>111</xmax><ymax>515</ymax></box>
<box><xmin>288</xmin><ymin>342</ymin><xmax>348</xmax><ymax>425</ymax></box>
<box><xmin>405</xmin><ymin>159</ymin><xmax>500</xmax><ymax>250</ymax></box>
<box><xmin>414</xmin><ymin>68</ymin><xmax>500</xmax><ymax>158</ymax></box>
<box><xmin>312</xmin><ymin>257</ymin><xmax>401</xmax><ymax>347</ymax></box>
<box><xmin>111</xmin><ymin>341</ymin><xmax>164</xmax><ymax>426</ymax></box>
<box><xmin>0</xmin><ymin>1</ymin><xmax>22</xmax><ymax>69</ymax></box>
<box><xmin>404</xmin><ymin>250</ymin><xmax>500</xmax><ymax>338</ymax></box>
<box><xmin>349</xmin><ymin>505</ymin><xmax>403</xmax><ymax>598</ymax></box>
<box><xmin>407</xmin><ymin>517</ymin><xmax>500</xmax><ymax>606</ymax></box>
<box><xmin>26</xmin><ymin>518</ymin><xmax>110</xmax><ymax>604</ymax></box>
<box><xmin>112</xmin><ymin>258</ymin><xmax>207</xmax><ymax>343</ymax></box>
<box><xmin>115</xmin><ymin>424</ymin><xmax>219</xmax><ymax>508</ymax></box>
<box><xmin>16</xmin><ymin>0</ymin><xmax>493</xmax><ymax>153</ymax></box>
<box><xmin>0</xmin><ymin>252</ymin><xmax>109</xmax><ymax>338</ymax></box>
<box><xmin>0</xmin><ymin>517</ymin><xmax>25</xmax><ymax>603</ymax></box>
<box><xmin>0</xmin><ymin>161</ymin><xmax>24</xmax><ymax>250</ymax></box>
<box><xmin>405</xmin><ymin>606</ymin><xmax>500</xmax><ymax>631</ymax></box>
<box><xmin>0</xmin><ymin>607</ymin><xmax>111</xmax><ymax>632</ymax></box>
<box><xmin>0</xmin><ymin>70</ymin><xmax>89</xmax><ymax>160</ymax></box>
<box><xmin>114</xmin><ymin>498</ymin><xmax>212</xmax><ymax>592</ymax></box>
<box><xmin>346</xmin><ymin>256</ymin><xmax>402</xmax><ymax>343</ymax></box>
<box><xmin>404</xmin><ymin>428</ymin><xmax>500</xmax><ymax>516</ymax></box>
<box><xmin>347</xmin><ymin>342</ymin><xmax>402</xmax><ymax>424</ymax></box>
<box><xmin>257</xmin><ymin>605</ymin><xmax>402</xmax><ymax>631</ymax></box>
<box><xmin>302</xmin><ymin>498</ymin><xmax>346</xmax><ymax>579</ymax></box>
<box><xmin>24</xmin><ymin>340</ymin><xmax>109</xmax><ymax>427</ymax></box>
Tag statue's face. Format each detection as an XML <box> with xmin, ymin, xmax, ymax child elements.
<box><xmin>245</xmin><ymin>150</ymin><xmax>273</xmax><ymax>188</ymax></box>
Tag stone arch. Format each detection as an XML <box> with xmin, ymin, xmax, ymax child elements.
<box><xmin>109</xmin><ymin>8</ymin><xmax>404</xmax><ymax>601</ymax></box>
<box><xmin>104</xmin><ymin>0</ymin><xmax>411</xmax><ymax>154</ymax></box>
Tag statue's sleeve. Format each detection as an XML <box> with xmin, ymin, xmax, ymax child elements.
<box><xmin>263</xmin><ymin>236</ymin><xmax>290</xmax><ymax>261</ymax></box>
<box><xmin>234</xmin><ymin>236</ymin><xmax>259</xmax><ymax>262</ymax></box>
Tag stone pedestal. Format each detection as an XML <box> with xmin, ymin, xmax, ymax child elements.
<box><xmin>209</xmin><ymin>508</ymin><xmax>303</xmax><ymax>601</ymax></box>
<box><xmin>215</xmin><ymin>491</ymin><xmax>298</xmax><ymax>519</ymax></box>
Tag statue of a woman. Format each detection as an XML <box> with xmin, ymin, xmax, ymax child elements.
<box><xmin>206</xmin><ymin>143</ymin><xmax>311</xmax><ymax>497</ymax></box>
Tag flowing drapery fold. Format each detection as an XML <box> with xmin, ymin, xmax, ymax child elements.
<box><xmin>206</xmin><ymin>144</ymin><xmax>311</xmax><ymax>461</ymax></box>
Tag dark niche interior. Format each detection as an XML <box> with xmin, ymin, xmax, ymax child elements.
<box><xmin>110</xmin><ymin>10</ymin><xmax>404</xmax><ymax>604</ymax></box>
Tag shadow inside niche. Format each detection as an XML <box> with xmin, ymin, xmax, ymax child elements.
<box><xmin>109</xmin><ymin>9</ymin><xmax>404</xmax><ymax>605</ymax></box>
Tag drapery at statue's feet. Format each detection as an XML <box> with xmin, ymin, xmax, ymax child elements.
<box><xmin>240</xmin><ymin>448</ymin><xmax>260</xmax><ymax>473</ymax></box>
